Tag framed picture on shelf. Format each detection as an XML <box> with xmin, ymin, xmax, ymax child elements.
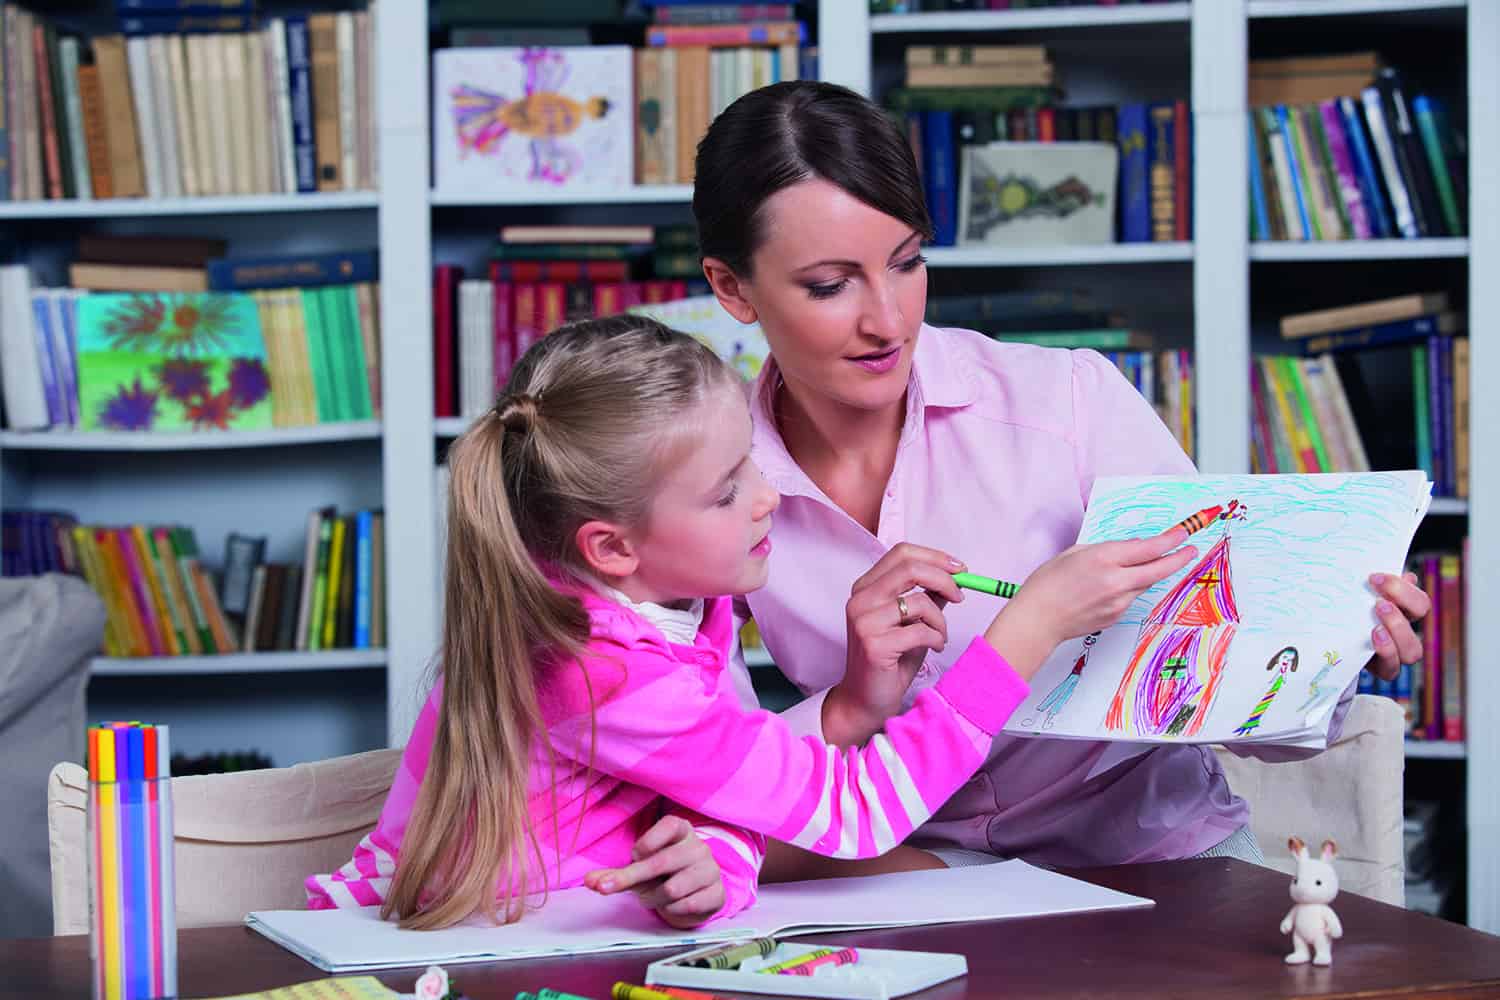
<box><xmin>957</xmin><ymin>142</ymin><xmax>1118</xmax><ymax>247</ymax></box>
<box><xmin>433</xmin><ymin>46</ymin><xmax>635</xmax><ymax>194</ymax></box>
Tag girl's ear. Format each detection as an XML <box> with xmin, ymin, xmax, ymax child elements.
<box><xmin>574</xmin><ymin>520</ymin><xmax>639</xmax><ymax>580</ymax></box>
<box><xmin>702</xmin><ymin>257</ymin><xmax>759</xmax><ymax>325</ymax></box>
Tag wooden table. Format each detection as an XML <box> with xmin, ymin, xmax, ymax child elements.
<box><xmin>7</xmin><ymin>860</ymin><xmax>1500</xmax><ymax>999</ymax></box>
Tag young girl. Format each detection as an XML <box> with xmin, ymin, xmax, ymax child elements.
<box><xmin>306</xmin><ymin>316</ymin><xmax>1195</xmax><ymax>930</ymax></box>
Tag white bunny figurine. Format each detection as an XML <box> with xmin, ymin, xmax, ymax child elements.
<box><xmin>1281</xmin><ymin>836</ymin><xmax>1344</xmax><ymax>966</ymax></box>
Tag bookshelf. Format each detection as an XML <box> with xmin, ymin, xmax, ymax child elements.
<box><xmin>811</xmin><ymin>0</ymin><xmax>1494</xmax><ymax>933</ymax></box>
<box><xmin>0</xmin><ymin>192</ymin><xmax>378</xmax><ymax>220</ymax></box>
<box><xmin>429</xmin><ymin>186</ymin><xmax>695</xmax><ymax>207</ymax></box>
<box><xmin>0</xmin><ymin>422</ymin><xmax>382</xmax><ymax>451</ymax></box>
<box><xmin>90</xmin><ymin>649</ymin><xmax>387</xmax><ymax>677</ymax></box>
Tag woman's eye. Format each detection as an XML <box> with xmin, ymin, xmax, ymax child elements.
<box><xmin>896</xmin><ymin>254</ymin><xmax>928</xmax><ymax>272</ymax></box>
<box><xmin>807</xmin><ymin>279</ymin><xmax>848</xmax><ymax>300</ymax></box>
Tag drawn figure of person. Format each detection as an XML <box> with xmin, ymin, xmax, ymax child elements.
<box><xmin>1023</xmin><ymin>632</ymin><xmax>1100</xmax><ymax>730</ymax></box>
<box><xmin>1297</xmin><ymin>650</ymin><xmax>1342</xmax><ymax>713</ymax></box>
<box><xmin>1234</xmin><ymin>646</ymin><xmax>1300</xmax><ymax>736</ymax></box>
<box><xmin>450</xmin><ymin>49</ymin><xmax>613</xmax><ymax>184</ymax></box>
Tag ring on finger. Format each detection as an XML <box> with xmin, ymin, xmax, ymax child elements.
<box><xmin>896</xmin><ymin>594</ymin><xmax>911</xmax><ymax>626</ymax></box>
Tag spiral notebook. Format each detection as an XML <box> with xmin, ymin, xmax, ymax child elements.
<box><xmin>245</xmin><ymin>860</ymin><xmax>1152</xmax><ymax>973</ymax></box>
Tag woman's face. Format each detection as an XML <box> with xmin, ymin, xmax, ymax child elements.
<box><xmin>741</xmin><ymin>178</ymin><xmax>928</xmax><ymax>413</ymax></box>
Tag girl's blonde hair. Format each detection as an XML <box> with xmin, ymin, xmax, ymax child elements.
<box><xmin>382</xmin><ymin>315</ymin><xmax>739</xmax><ymax>930</ymax></box>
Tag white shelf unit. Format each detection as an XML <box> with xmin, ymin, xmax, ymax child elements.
<box><xmin>925</xmin><ymin>243</ymin><xmax>1193</xmax><ymax>268</ymax></box>
<box><xmin>816</xmin><ymin>0</ymin><xmax>1493</xmax><ymax>933</ymax></box>
<box><xmin>91</xmin><ymin>650</ymin><xmax>388</xmax><ymax>677</ymax></box>
<box><xmin>1405</xmin><ymin>740</ymin><xmax>1468</xmax><ymax>760</ymax></box>
<box><xmin>430</xmin><ymin>185</ymin><xmax>694</xmax><ymax>207</ymax></box>
<box><xmin>0</xmin><ymin>191</ymin><xmax>378</xmax><ymax>219</ymax></box>
<box><xmin>0</xmin><ymin>423</ymin><xmax>382</xmax><ymax>452</ymax></box>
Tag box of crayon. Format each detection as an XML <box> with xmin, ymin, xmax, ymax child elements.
<box><xmin>643</xmin><ymin>938</ymin><xmax>967</xmax><ymax>999</ymax></box>
<box><xmin>88</xmin><ymin>723</ymin><xmax>177</xmax><ymax>1000</ymax></box>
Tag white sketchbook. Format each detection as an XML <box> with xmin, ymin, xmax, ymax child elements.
<box><xmin>1004</xmin><ymin>472</ymin><xmax>1432</xmax><ymax>749</ymax></box>
<box><xmin>245</xmin><ymin>861</ymin><xmax>1151</xmax><ymax>973</ymax></box>
<box><xmin>627</xmin><ymin>294</ymin><xmax>770</xmax><ymax>382</ymax></box>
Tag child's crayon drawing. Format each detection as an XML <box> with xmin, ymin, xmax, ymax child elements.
<box><xmin>1003</xmin><ymin>472</ymin><xmax>1431</xmax><ymax>746</ymax></box>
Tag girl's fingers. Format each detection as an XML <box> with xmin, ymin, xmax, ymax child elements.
<box><xmin>631</xmin><ymin>815</ymin><xmax>694</xmax><ymax>860</ymax></box>
<box><xmin>1376</xmin><ymin>600</ymin><xmax>1424</xmax><ymax>665</ymax></box>
<box><xmin>638</xmin><ymin>859</ymin><xmax>719</xmax><ymax>909</ymax></box>
<box><xmin>1368</xmin><ymin>627</ymin><xmax>1401</xmax><ymax>682</ymax></box>
<box><xmin>1122</xmin><ymin>543</ymin><xmax>1198</xmax><ymax>591</ymax></box>
<box><xmin>661</xmin><ymin>884</ymin><xmax>726</xmax><ymax>918</ymax></box>
<box><xmin>1106</xmin><ymin>527</ymin><xmax>1192</xmax><ymax>567</ymax></box>
<box><xmin>598</xmin><ymin>838</ymin><xmax>700</xmax><ymax>894</ymax></box>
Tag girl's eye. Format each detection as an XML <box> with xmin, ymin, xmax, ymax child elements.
<box><xmin>896</xmin><ymin>253</ymin><xmax>928</xmax><ymax>273</ymax></box>
<box><xmin>807</xmin><ymin>279</ymin><xmax>848</xmax><ymax>300</ymax></box>
<box><xmin>716</xmin><ymin>483</ymin><xmax>740</xmax><ymax>508</ymax></box>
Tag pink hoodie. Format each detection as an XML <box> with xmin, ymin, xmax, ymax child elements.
<box><xmin>307</xmin><ymin>587</ymin><xmax>1028</xmax><ymax>922</ymax></box>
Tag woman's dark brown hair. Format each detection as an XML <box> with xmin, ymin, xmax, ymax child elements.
<box><xmin>692</xmin><ymin>80</ymin><xmax>933</xmax><ymax>277</ymax></box>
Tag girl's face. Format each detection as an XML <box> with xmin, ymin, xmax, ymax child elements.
<box><xmin>626</xmin><ymin>387</ymin><xmax>781</xmax><ymax>603</ymax></box>
<box><xmin>734</xmin><ymin>178</ymin><xmax>929</xmax><ymax>413</ymax></box>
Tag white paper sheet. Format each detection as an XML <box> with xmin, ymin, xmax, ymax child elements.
<box><xmin>246</xmin><ymin>860</ymin><xmax>1152</xmax><ymax>973</ymax></box>
<box><xmin>1005</xmin><ymin>472</ymin><xmax>1432</xmax><ymax>748</ymax></box>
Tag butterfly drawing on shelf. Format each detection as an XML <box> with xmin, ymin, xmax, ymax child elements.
<box><xmin>449</xmin><ymin>48</ymin><xmax>613</xmax><ymax>185</ymax></box>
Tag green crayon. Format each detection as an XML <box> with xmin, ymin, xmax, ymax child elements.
<box><xmin>953</xmin><ymin>572</ymin><xmax>1020</xmax><ymax>599</ymax></box>
<box><xmin>684</xmin><ymin>936</ymin><xmax>777</xmax><ymax>969</ymax></box>
<box><xmin>538</xmin><ymin>990</ymin><xmax>599</xmax><ymax>1000</ymax></box>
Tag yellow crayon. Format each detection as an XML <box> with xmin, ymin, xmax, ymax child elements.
<box><xmin>756</xmin><ymin>948</ymin><xmax>836</xmax><ymax>974</ymax></box>
<box><xmin>611</xmin><ymin>984</ymin><xmax>674</xmax><ymax>1000</ymax></box>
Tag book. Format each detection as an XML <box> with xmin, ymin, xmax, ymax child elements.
<box><xmin>433</xmin><ymin>46</ymin><xmax>634</xmax><ymax>193</ymax></box>
<box><xmin>246</xmin><ymin>861</ymin><xmax>1151</xmax><ymax>974</ymax></box>
<box><xmin>69</xmin><ymin>263</ymin><xmax>208</xmax><ymax>294</ymax></box>
<box><xmin>207</xmin><ymin>250</ymin><xmax>379</xmax><ymax>291</ymax></box>
<box><xmin>77</xmin><ymin>235</ymin><xmax>228</xmax><ymax>269</ymax></box>
<box><xmin>1281</xmin><ymin>293</ymin><xmax>1450</xmax><ymax>339</ymax></box>
<box><xmin>498</xmin><ymin>225</ymin><xmax>655</xmax><ymax>244</ymax></box>
<box><xmin>1297</xmin><ymin>314</ymin><xmax>1463</xmax><ymax>356</ymax></box>
<box><xmin>1005</xmin><ymin>472</ymin><xmax>1431</xmax><ymax>748</ymax></box>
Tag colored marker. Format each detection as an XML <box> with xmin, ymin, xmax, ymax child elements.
<box><xmin>684</xmin><ymin>936</ymin><xmax>776</xmax><ymax>969</ymax></box>
<box><xmin>781</xmin><ymin>946</ymin><xmax>859</xmax><ymax>975</ymax></box>
<box><xmin>125</xmin><ymin>726</ymin><xmax>151</xmax><ymax>1000</ymax></box>
<box><xmin>96</xmin><ymin>727</ymin><xmax>122</xmax><ymax>1000</ymax></box>
<box><xmin>756</xmin><ymin>948</ymin><xmax>836</xmax><ymax>974</ymax></box>
<box><xmin>156</xmin><ymin>725</ymin><xmax>178</xmax><ymax>1000</ymax></box>
<box><xmin>953</xmin><ymin>572</ymin><xmax>1020</xmax><ymax>599</ymax></box>
<box><xmin>611</xmin><ymin>984</ymin><xmax>674</xmax><ymax>1000</ymax></box>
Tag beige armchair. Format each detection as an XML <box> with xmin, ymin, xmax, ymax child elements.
<box><xmin>48</xmin><ymin>746</ymin><xmax>400</xmax><ymax>934</ymax></box>
<box><xmin>1215</xmin><ymin>694</ymin><xmax>1406</xmax><ymax>906</ymax></box>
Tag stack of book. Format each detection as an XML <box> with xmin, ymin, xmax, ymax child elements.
<box><xmin>888</xmin><ymin>47</ymin><xmax>1189</xmax><ymax>245</ymax></box>
<box><xmin>224</xmin><ymin>506</ymin><xmax>385</xmax><ymax>655</ymax></box>
<box><xmin>0</xmin><ymin>2</ymin><xmax>377</xmax><ymax>202</ymax></box>
<box><xmin>1363</xmin><ymin>543</ymin><xmax>1466</xmax><ymax>744</ymax></box>
<box><xmin>1253</xmin><ymin>292</ymin><xmax>1468</xmax><ymax>498</ymax></box>
<box><xmin>0</xmin><ymin>247</ymin><xmax>381</xmax><ymax>433</ymax></box>
<box><xmin>1248</xmin><ymin>55</ymin><xmax>1465</xmax><ymax>241</ymax></box>
<box><xmin>637</xmin><ymin>15</ymin><xmax>806</xmax><ymax>184</ymax></box>
<box><xmin>925</xmin><ymin>290</ymin><xmax>1195</xmax><ymax>457</ymax></box>
<box><xmin>436</xmin><ymin>225</ymin><xmax>704</xmax><ymax>419</ymax></box>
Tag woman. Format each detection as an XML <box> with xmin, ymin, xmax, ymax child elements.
<box><xmin>694</xmin><ymin>81</ymin><xmax>1430</xmax><ymax>873</ymax></box>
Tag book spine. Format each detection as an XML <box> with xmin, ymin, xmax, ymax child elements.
<box><xmin>1284</xmin><ymin>107</ymin><xmax>1326</xmax><ymax>240</ymax></box>
<box><xmin>1173</xmin><ymin>99</ymin><xmax>1189</xmax><ymax>242</ymax></box>
<box><xmin>134</xmin><ymin>525</ymin><xmax>186</xmax><ymax>656</ymax></box>
<box><xmin>115</xmin><ymin>527</ymin><xmax>168</xmax><ymax>656</ymax></box>
<box><xmin>166</xmin><ymin>528</ymin><xmax>215</xmax><ymax>653</ymax></box>
<box><xmin>44</xmin><ymin>292</ymin><xmax>78</xmax><ymax>428</ymax></box>
<box><xmin>354</xmin><ymin>510</ymin><xmax>372</xmax><ymax>648</ymax></box>
<box><xmin>1337</xmin><ymin>96</ymin><xmax>1391</xmax><ymax>239</ymax></box>
<box><xmin>492</xmin><ymin>280</ymin><xmax>514</xmax><ymax>392</ymax></box>
<box><xmin>124</xmin><ymin>37</ymin><xmax>163</xmax><ymax>199</ymax></box>
<box><xmin>1379</xmin><ymin>70</ymin><xmax>1442</xmax><ymax>237</ymax></box>
<box><xmin>1259</xmin><ymin>108</ymin><xmax>1302</xmax><ymax>239</ymax></box>
<box><xmin>1318</xmin><ymin>100</ymin><xmax>1371</xmax><ymax>239</ymax></box>
<box><xmin>151</xmin><ymin>527</ymin><xmax>200</xmax><ymax>654</ymax></box>
<box><xmin>308</xmin><ymin>13</ymin><xmax>342</xmax><ymax>192</ymax></box>
<box><xmin>29</xmin><ymin>293</ymin><xmax>62</xmax><ymax>427</ymax></box>
<box><xmin>148</xmin><ymin>35</ymin><xmax>183</xmax><ymax>199</ymax></box>
<box><xmin>306</xmin><ymin>515</ymin><xmax>333</xmax><ymax>650</ymax></box>
<box><xmin>1118</xmin><ymin>103</ymin><xmax>1151</xmax><ymax>243</ymax></box>
<box><xmin>284</xmin><ymin>16</ymin><xmax>317</xmax><ymax>193</ymax></box>
<box><xmin>920</xmin><ymin>109</ymin><xmax>956</xmax><ymax>246</ymax></box>
<box><xmin>355</xmin><ymin>282</ymin><xmax>381</xmax><ymax>417</ymax></box>
<box><xmin>1274</xmin><ymin>106</ymin><xmax>1315</xmax><ymax>241</ymax></box>
<box><xmin>1247</xmin><ymin>115</ymin><xmax>1271</xmax><ymax>241</ymax></box>
<box><xmin>1426</xmin><ymin>334</ymin><xmax>1445</xmax><ymax>494</ymax></box>
<box><xmin>32</xmin><ymin>26</ymin><xmax>62</xmax><ymax>200</ymax></box>
<box><xmin>1412</xmin><ymin>95</ymin><xmax>1463</xmax><ymax>238</ymax></box>
<box><xmin>169</xmin><ymin>36</ymin><xmax>199</xmax><ymax>196</ymax></box>
<box><xmin>336</xmin><ymin>11</ymin><xmax>357</xmax><ymax>191</ymax></box>
<box><xmin>1421</xmin><ymin>555</ymin><xmax>1441</xmax><ymax>739</ymax></box>
<box><xmin>321</xmin><ymin>515</ymin><xmax>345</xmax><ymax>648</ymax></box>
<box><xmin>433</xmin><ymin>266</ymin><xmax>459</xmax><ymax>417</ymax></box>
<box><xmin>1148</xmin><ymin>102</ymin><xmax>1175</xmax><ymax>242</ymax></box>
<box><xmin>98</xmin><ymin>529</ymin><xmax>151</xmax><ymax>656</ymax></box>
<box><xmin>0</xmin><ymin>6</ymin><xmax>9</xmax><ymax>201</ymax></box>
<box><xmin>647</xmin><ymin>22</ymin><xmax>804</xmax><ymax>47</ymax></box>
<box><xmin>1361</xmin><ymin>86</ymin><xmax>1418</xmax><ymax>239</ymax></box>
<box><xmin>1306</xmin><ymin>104</ymin><xmax>1351</xmax><ymax>239</ymax></box>
<box><xmin>1281</xmin><ymin>356</ymin><xmax>1329</xmax><ymax>471</ymax></box>
<box><xmin>1298</xmin><ymin>314</ymin><xmax>1452</xmax><ymax>355</ymax></box>
<box><xmin>1439</xmin><ymin>553</ymin><xmax>1463</xmax><ymax>742</ymax></box>
<box><xmin>1436</xmin><ymin>334</ymin><xmax>1453</xmax><ymax>497</ymax></box>
<box><xmin>1412</xmin><ymin>345</ymin><xmax>1432</xmax><ymax>479</ymax></box>
<box><xmin>206</xmin><ymin>250</ymin><xmax>379</xmax><ymax>291</ymax></box>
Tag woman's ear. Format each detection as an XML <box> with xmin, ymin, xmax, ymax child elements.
<box><xmin>702</xmin><ymin>256</ymin><xmax>759</xmax><ymax>325</ymax></box>
<box><xmin>575</xmin><ymin>520</ymin><xmax>640</xmax><ymax>580</ymax></box>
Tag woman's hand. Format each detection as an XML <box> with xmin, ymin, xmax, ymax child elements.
<box><xmin>1365</xmin><ymin>571</ymin><xmax>1430</xmax><ymax>681</ymax></box>
<box><xmin>986</xmin><ymin>527</ymin><xmax>1198</xmax><ymax>681</ymax></box>
<box><xmin>824</xmin><ymin>543</ymin><xmax>966</xmax><ymax>746</ymax></box>
<box><xmin>583</xmin><ymin>816</ymin><xmax>725</xmax><ymax>929</ymax></box>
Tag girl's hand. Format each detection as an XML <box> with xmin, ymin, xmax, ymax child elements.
<box><xmin>825</xmin><ymin>543</ymin><xmax>966</xmax><ymax>746</ymax></box>
<box><xmin>1365</xmin><ymin>571</ymin><xmax>1430</xmax><ymax>682</ymax></box>
<box><xmin>583</xmin><ymin>816</ymin><xmax>725</xmax><ymax>929</ymax></box>
<box><xmin>987</xmin><ymin>527</ymin><xmax>1198</xmax><ymax>681</ymax></box>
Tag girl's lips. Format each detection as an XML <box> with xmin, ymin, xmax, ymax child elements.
<box><xmin>850</xmin><ymin>345</ymin><xmax>902</xmax><ymax>374</ymax></box>
<box><xmin>750</xmin><ymin>534</ymin><xmax>773</xmax><ymax>557</ymax></box>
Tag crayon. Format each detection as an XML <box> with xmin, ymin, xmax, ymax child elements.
<box><xmin>781</xmin><ymin>947</ymin><xmax>859</xmax><ymax>975</ymax></box>
<box><xmin>611</xmin><ymin>985</ymin><xmax>675</xmax><ymax>1000</ymax></box>
<box><xmin>655</xmin><ymin>987</ymin><xmax>736</xmax><ymax>1000</ymax></box>
<box><xmin>953</xmin><ymin>572</ymin><xmax>1019</xmax><ymax>599</ymax></box>
<box><xmin>684</xmin><ymin>936</ymin><xmax>776</xmax><ymax>969</ymax></box>
<box><xmin>1173</xmin><ymin>499</ymin><xmax>1244</xmax><ymax>537</ymax></box>
<box><xmin>538</xmin><ymin>990</ymin><xmax>599</xmax><ymax>1000</ymax></box>
<box><xmin>756</xmin><ymin>948</ymin><xmax>836</xmax><ymax>974</ymax></box>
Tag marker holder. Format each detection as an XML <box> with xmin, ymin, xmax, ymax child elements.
<box><xmin>88</xmin><ymin>723</ymin><xmax>178</xmax><ymax>1000</ymax></box>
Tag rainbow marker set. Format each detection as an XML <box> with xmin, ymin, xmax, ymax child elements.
<box><xmin>88</xmin><ymin>722</ymin><xmax>177</xmax><ymax>1000</ymax></box>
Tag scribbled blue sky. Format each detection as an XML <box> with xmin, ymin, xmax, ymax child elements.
<box><xmin>1084</xmin><ymin>473</ymin><xmax>1428</xmax><ymax>631</ymax></box>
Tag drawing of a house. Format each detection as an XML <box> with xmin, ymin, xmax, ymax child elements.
<box><xmin>1104</xmin><ymin>525</ymin><xmax>1242</xmax><ymax>738</ymax></box>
